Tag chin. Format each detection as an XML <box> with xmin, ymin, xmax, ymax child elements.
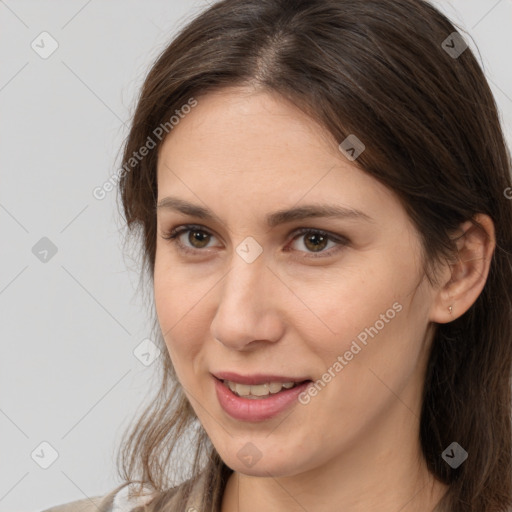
<box><xmin>219</xmin><ymin>446</ymin><xmax>310</xmax><ymax>478</ymax></box>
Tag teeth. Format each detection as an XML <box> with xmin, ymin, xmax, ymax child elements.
<box><xmin>223</xmin><ymin>380</ymin><xmax>299</xmax><ymax>398</ymax></box>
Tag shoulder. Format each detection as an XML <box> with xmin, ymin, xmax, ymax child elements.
<box><xmin>40</xmin><ymin>470</ymin><xmax>211</xmax><ymax>512</ymax></box>
<box><xmin>109</xmin><ymin>471</ymin><xmax>211</xmax><ymax>511</ymax></box>
<box><xmin>110</xmin><ymin>482</ymin><xmax>155</xmax><ymax>511</ymax></box>
<box><xmin>39</xmin><ymin>495</ymin><xmax>106</xmax><ymax>512</ymax></box>
<box><xmin>38</xmin><ymin>483</ymin><xmax>153</xmax><ymax>512</ymax></box>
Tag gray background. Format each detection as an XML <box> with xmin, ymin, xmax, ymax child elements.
<box><xmin>0</xmin><ymin>1</ymin><xmax>511</xmax><ymax>511</ymax></box>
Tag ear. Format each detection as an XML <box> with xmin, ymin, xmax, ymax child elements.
<box><xmin>429</xmin><ymin>213</ymin><xmax>496</xmax><ymax>324</ymax></box>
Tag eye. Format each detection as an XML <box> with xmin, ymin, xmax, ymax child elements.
<box><xmin>285</xmin><ymin>227</ymin><xmax>348</xmax><ymax>258</ymax></box>
<box><xmin>160</xmin><ymin>224</ymin><xmax>220</xmax><ymax>255</ymax></box>
<box><xmin>160</xmin><ymin>224</ymin><xmax>348</xmax><ymax>259</ymax></box>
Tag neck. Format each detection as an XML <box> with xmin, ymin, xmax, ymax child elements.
<box><xmin>221</xmin><ymin>459</ymin><xmax>448</xmax><ymax>512</ymax></box>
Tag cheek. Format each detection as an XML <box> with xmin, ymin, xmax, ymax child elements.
<box><xmin>154</xmin><ymin>248</ymin><xmax>195</xmax><ymax>330</ymax></box>
<box><xmin>153</xmin><ymin>257</ymin><xmax>209</xmax><ymax>369</ymax></box>
<box><xmin>291</xmin><ymin>248</ymin><xmax>421</xmax><ymax>377</ymax></box>
<box><xmin>287</xmin><ymin>262</ymin><xmax>398</xmax><ymax>341</ymax></box>
<box><xmin>319</xmin><ymin>288</ymin><xmax>429</xmax><ymax>429</ymax></box>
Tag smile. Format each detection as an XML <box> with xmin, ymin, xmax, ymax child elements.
<box><xmin>213</xmin><ymin>376</ymin><xmax>313</xmax><ymax>421</ymax></box>
<box><xmin>222</xmin><ymin>379</ymin><xmax>302</xmax><ymax>398</ymax></box>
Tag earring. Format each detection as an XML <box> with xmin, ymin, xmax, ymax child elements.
<box><xmin>448</xmin><ymin>305</ymin><xmax>453</xmax><ymax>314</ymax></box>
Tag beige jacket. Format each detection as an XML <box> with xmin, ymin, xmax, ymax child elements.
<box><xmin>40</xmin><ymin>471</ymin><xmax>209</xmax><ymax>512</ymax></box>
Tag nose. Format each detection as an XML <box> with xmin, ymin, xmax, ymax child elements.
<box><xmin>210</xmin><ymin>250</ymin><xmax>284</xmax><ymax>351</ymax></box>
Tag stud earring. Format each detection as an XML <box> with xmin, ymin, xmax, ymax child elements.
<box><xmin>448</xmin><ymin>305</ymin><xmax>453</xmax><ymax>314</ymax></box>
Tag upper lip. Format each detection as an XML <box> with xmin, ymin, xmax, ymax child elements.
<box><xmin>212</xmin><ymin>371</ymin><xmax>312</xmax><ymax>385</ymax></box>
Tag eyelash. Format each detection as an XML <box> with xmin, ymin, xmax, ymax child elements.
<box><xmin>160</xmin><ymin>224</ymin><xmax>348</xmax><ymax>259</ymax></box>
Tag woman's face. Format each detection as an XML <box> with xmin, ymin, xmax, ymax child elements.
<box><xmin>154</xmin><ymin>86</ymin><xmax>439</xmax><ymax>479</ymax></box>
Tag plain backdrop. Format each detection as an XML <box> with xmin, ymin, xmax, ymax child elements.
<box><xmin>1</xmin><ymin>1</ymin><xmax>511</xmax><ymax>511</ymax></box>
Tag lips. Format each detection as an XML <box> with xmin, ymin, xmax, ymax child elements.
<box><xmin>213</xmin><ymin>375</ymin><xmax>313</xmax><ymax>421</ymax></box>
<box><xmin>212</xmin><ymin>371</ymin><xmax>311</xmax><ymax>386</ymax></box>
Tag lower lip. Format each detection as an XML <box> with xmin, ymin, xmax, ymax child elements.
<box><xmin>213</xmin><ymin>376</ymin><xmax>313</xmax><ymax>422</ymax></box>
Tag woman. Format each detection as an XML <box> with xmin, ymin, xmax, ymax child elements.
<box><xmin>42</xmin><ymin>0</ymin><xmax>512</xmax><ymax>510</ymax></box>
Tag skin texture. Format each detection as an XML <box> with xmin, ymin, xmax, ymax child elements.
<box><xmin>153</xmin><ymin>86</ymin><xmax>495</xmax><ymax>512</ymax></box>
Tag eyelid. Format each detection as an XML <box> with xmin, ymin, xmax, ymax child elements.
<box><xmin>161</xmin><ymin>223</ymin><xmax>348</xmax><ymax>258</ymax></box>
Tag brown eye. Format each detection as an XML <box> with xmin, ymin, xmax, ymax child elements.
<box><xmin>286</xmin><ymin>228</ymin><xmax>347</xmax><ymax>258</ymax></box>
<box><xmin>162</xmin><ymin>224</ymin><xmax>348</xmax><ymax>259</ymax></box>
<box><xmin>302</xmin><ymin>232</ymin><xmax>329</xmax><ymax>252</ymax></box>
<box><xmin>161</xmin><ymin>225</ymin><xmax>218</xmax><ymax>255</ymax></box>
<box><xmin>186</xmin><ymin>229</ymin><xmax>211</xmax><ymax>249</ymax></box>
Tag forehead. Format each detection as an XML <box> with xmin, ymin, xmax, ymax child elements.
<box><xmin>158</xmin><ymin>86</ymin><xmax>339</xmax><ymax>169</ymax></box>
<box><xmin>155</xmin><ymin>87</ymin><xmax>401</xmax><ymax>225</ymax></box>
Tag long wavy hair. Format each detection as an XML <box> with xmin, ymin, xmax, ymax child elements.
<box><xmin>100</xmin><ymin>0</ymin><xmax>512</xmax><ymax>510</ymax></box>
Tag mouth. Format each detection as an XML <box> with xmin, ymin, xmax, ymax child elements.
<box><xmin>215</xmin><ymin>377</ymin><xmax>312</xmax><ymax>399</ymax></box>
<box><xmin>212</xmin><ymin>374</ymin><xmax>314</xmax><ymax>422</ymax></box>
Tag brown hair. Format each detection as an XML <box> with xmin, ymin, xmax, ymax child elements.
<box><xmin>103</xmin><ymin>0</ymin><xmax>512</xmax><ymax>510</ymax></box>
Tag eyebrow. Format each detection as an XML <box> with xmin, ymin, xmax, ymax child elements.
<box><xmin>156</xmin><ymin>196</ymin><xmax>375</xmax><ymax>227</ymax></box>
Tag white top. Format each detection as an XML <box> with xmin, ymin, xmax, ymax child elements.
<box><xmin>111</xmin><ymin>484</ymin><xmax>155</xmax><ymax>512</ymax></box>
